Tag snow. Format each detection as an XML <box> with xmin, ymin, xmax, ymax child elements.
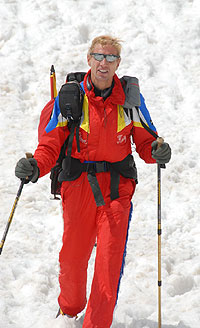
<box><xmin>0</xmin><ymin>0</ymin><xmax>200</xmax><ymax>327</ymax></box>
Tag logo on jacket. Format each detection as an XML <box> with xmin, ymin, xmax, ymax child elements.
<box><xmin>79</xmin><ymin>131</ymin><xmax>87</xmax><ymax>145</ymax></box>
<box><xmin>117</xmin><ymin>134</ymin><xmax>126</xmax><ymax>144</ymax></box>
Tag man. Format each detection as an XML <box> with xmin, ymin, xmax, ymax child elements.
<box><xmin>15</xmin><ymin>35</ymin><xmax>171</xmax><ymax>328</ymax></box>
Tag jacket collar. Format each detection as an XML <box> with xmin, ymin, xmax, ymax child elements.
<box><xmin>83</xmin><ymin>70</ymin><xmax>125</xmax><ymax>105</ymax></box>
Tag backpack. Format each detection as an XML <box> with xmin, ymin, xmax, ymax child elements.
<box><xmin>38</xmin><ymin>72</ymin><xmax>86</xmax><ymax>199</ymax></box>
<box><xmin>38</xmin><ymin>72</ymin><xmax>86</xmax><ymax>144</ymax></box>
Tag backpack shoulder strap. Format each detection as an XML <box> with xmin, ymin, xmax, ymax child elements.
<box><xmin>120</xmin><ymin>75</ymin><xmax>158</xmax><ymax>139</ymax></box>
<box><xmin>58</xmin><ymin>76</ymin><xmax>86</xmax><ymax>176</ymax></box>
<box><xmin>135</xmin><ymin>106</ymin><xmax>158</xmax><ymax>139</ymax></box>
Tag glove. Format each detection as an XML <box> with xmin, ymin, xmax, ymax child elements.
<box><xmin>15</xmin><ymin>158</ymin><xmax>39</xmax><ymax>183</ymax></box>
<box><xmin>151</xmin><ymin>140</ymin><xmax>171</xmax><ymax>164</ymax></box>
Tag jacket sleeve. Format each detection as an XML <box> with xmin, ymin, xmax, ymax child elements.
<box><xmin>132</xmin><ymin>94</ymin><xmax>157</xmax><ymax>164</ymax></box>
<box><xmin>34</xmin><ymin>95</ymin><xmax>69</xmax><ymax>177</ymax></box>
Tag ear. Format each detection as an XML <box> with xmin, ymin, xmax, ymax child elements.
<box><xmin>87</xmin><ymin>54</ymin><xmax>91</xmax><ymax>67</ymax></box>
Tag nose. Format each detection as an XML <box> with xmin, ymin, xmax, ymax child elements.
<box><xmin>100</xmin><ymin>57</ymin><xmax>107</xmax><ymax>65</ymax></box>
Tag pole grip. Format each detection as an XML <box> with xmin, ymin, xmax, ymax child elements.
<box><xmin>156</xmin><ymin>137</ymin><xmax>166</xmax><ymax>169</ymax></box>
<box><xmin>156</xmin><ymin>137</ymin><xmax>164</xmax><ymax>148</ymax></box>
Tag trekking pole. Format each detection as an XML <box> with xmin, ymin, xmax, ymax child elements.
<box><xmin>0</xmin><ymin>152</ymin><xmax>33</xmax><ymax>255</ymax></box>
<box><xmin>156</xmin><ymin>137</ymin><xmax>165</xmax><ymax>328</ymax></box>
<box><xmin>0</xmin><ymin>179</ymin><xmax>25</xmax><ymax>255</ymax></box>
<box><xmin>50</xmin><ymin>65</ymin><xmax>57</xmax><ymax>100</ymax></box>
<box><xmin>157</xmin><ymin>163</ymin><xmax>162</xmax><ymax>328</ymax></box>
<box><xmin>135</xmin><ymin>108</ymin><xmax>166</xmax><ymax>326</ymax></box>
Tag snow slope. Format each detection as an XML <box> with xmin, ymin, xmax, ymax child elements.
<box><xmin>0</xmin><ymin>0</ymin><xmax>200</xmax><ymax>327</ymax></box>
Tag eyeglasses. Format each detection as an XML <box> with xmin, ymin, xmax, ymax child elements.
<box><xmin>90</xmin><ymin>53</ymin><xmax>120</xmax><ymax>63</ymax></box>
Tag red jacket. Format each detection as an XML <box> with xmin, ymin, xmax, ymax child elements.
<box><xmin>34</xmin><ymin>71</ymin><xmax>155</xmax><ymax>177</ymax></box>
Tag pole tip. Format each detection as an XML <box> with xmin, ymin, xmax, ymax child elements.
<box><xmin>50</xmin><ymin>65</ymin><xmax>55</xmax><ymax>74</ymax></box>
<box><xmin>0</xmin><ymin>242</ymin><xmax>3</xmax><ymax>255</ymax></box>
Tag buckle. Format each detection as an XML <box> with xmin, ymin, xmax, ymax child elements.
<box><xmin>95</xmin><ymin>162</ymin><xmax>108</xmax><ymax>173</ymax></box>
<box><xmin>83</xmin><ymin>161</ymin><xmax>109</xmax><ymax>173</ymax></box>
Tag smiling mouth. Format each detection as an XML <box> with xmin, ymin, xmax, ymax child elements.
<box><xmin>98</xmin><ymin>69</ymin><xmax>108</xmax><ymax>74</ymax></box>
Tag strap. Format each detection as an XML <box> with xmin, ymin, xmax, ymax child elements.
<box><xmin>84</xmin><ymin>161</ymin><xmax>120</xmax><ymax>205</ymax></box>
<box><xmin>57</xmin><ymin>135</ymin><xmax>69</xmax><ymax>164</ymax></box>
<box><xmin>135</xmin><ymin>106</ymin><xmax>166</xmax><ymax>169</ymax></box>
<box><xmin>65</xmin><ymin>123</ymin><xmax>76</xmax><ymax>175</ymax></box>
<box><xmin>86</xmin><ymin>163</ymin><xmax>120</xmax><ymax>203</ymax></box>
<box><xmin>76</xmin><ymin>125</ymin><xmax>80</xmax><ymax>153</ymax></box>
<box><xmin>82</xmin><ymin>161</ymin><xmax>109</xmax><ymax>173</ymax></box>
<box><xmin>87</xmin><ymin>172</ymin><xmax>105</xmax><ymax>207</ymax></box>
<box><xmin>63</xmin><ymin>120</ymin><xmax>81</xmax><ymax>175</ymax></box>
<box><xmin>135</xmin><ymin>106</ymin><xmax>158</xmax><ymax>139</ymax></box>
<box><xmin>110</xmin><ymin>168</ymin><xmax>120</xmax><ymax>200</ymax></box>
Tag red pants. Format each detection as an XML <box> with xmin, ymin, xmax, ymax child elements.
<box><xmin>58</xmin><ymin>172</ymin><xmax>135</xmax><ymax>328</ymax></box>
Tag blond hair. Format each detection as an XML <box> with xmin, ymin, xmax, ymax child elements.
<box><xmin>88</xmin><ymin>35</ymin><xmax>122</xmax><ymax>56</ymax></box>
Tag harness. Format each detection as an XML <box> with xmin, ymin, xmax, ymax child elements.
<box><xmin>58</xmin><ymin>154</ymin><xmax>137</xmax><ymax>207</ymax></box>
